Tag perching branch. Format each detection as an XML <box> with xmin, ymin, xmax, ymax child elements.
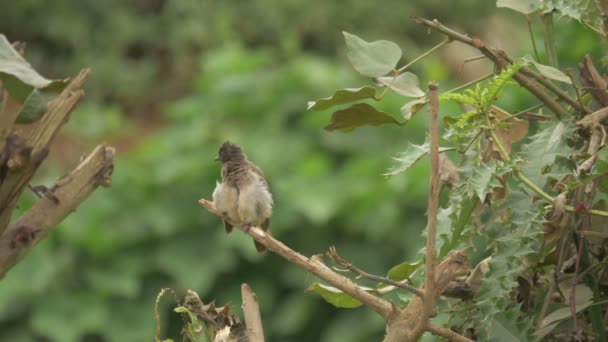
<box><xmin>198</xmin><ymin>199</ymin><xmax>394</xmax><ymax>319</ymax></box>
<box><xmin>0</xmin><ymin>144</ymin><xmax>114</xmax><ymax>278</ymax></box>
<box><xmin>199</xmin><ymin>198</ymin><xmax>472</xmax><ymax>342</ymax></box>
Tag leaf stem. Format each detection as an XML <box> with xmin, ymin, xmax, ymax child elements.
<box><xmin>445</xmin><ymin>73</ymin><xmax>494</xmax><ymax>95</ymax></box>
<box><xmin>541</xmin><ymin>12</ymin><xmax>558</xmax><ymax>67</ymax></box>
<box><xmin>526</xmin><ymin>15</ymin><xmax>541</xmax><ymax>62</ymax></box>
<box><xmin>397</xmin><ymin>38</ymin><xmax>450</xmax><ymax>74</ymax></box>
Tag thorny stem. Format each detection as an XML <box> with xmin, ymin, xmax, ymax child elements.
<box><xmin>397</xmin><ymin>38</ymin><xmax>450</xmax><ymax>74</ymax></box>
<box><xmin>488</xmin><ymin>130</ymin><xmax>608</xmax><ymax>217</ymax></box>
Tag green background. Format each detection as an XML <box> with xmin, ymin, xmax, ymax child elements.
<box><xmin>0</xmin><ymin>1</ymin><xmax>600</xmax><ymax>341</ymax></box>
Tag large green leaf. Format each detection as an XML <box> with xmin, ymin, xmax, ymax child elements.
<box><xmin>0</xmin><ymin>35</ymin><xmax>69</xmax><ymax>123</ymax></box>
<box><xmin>0</xmin><ymin>35</ymin><xmax>68</xmax><ymax>101</ymax></box>
<box><xmin>324</xmin><ymin>103</ymin><xmax>403</xmax><ymax>132</ymax></box>
<box><xmin>343</xmin><ymin>31</ymin><xmax>402</xmax><ymax>77</ymax></box>
<box><xmin>307</xmin><ymin>87</ymin><xmax>377</xmax><ymax>111</ymax></box>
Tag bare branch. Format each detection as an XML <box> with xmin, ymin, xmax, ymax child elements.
<box><xmin>241</xmin><ymin>283</ymin><xmax>265</xmax><ymax>342</ymax></box>
<box><xmin>411</xmin><ymin>16</ymin><xmax>570</xmax><ymax>117</ymax></box>
<box><xmin>426</xmin><ymin>324</ymin><xmax>475</xmax><ymax>342</ymax></box>
<box><xmin>579</xmin><ymin>55</ymin><xmax>608</xmax><ymax>107</ymax></box>
<box><xmin>0</xmin><ymin>144</ymin><xmax>114</xmax><ymax>278</ymax></box>
<box><xmin>0</xmin><ymin>69</ymin><xmax>92</xmax><ymax>234</ymax></box>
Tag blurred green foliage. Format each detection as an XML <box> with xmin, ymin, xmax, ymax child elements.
<box><xmin>0</xmin><ymin>1</ymin><xmax>605</xmax><ymax>341</ymax></box>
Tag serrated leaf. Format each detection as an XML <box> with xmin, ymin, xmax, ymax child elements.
<box><xmin>497</xmin><ymin>0</ymin><xmax>541</xmax><ymax>14</ymax></box>
<box><xmin>440</xmin><ymin>92</ymin><xmax>479</xmax><ymax>107</ymax></box>
<box><xmin>489</xmin><ymin>314</ymin><xmax>532</xmax><ymax>342</ymax></box>
<box><xmin>343</xmin><ymin>31</ymin><xmax>402</xmax><ymax>77</ymax></box>
<box><xmin>483</xmin><ymin>60</ymin><xmax>525</xmax><ymax>107</ymax></box>
<box><xmin>470</xmin><ymin>162</ymin><xmax>497</xmax><ymax>202</ymax></box>
<box><xmin>521</xmin><ymin>120</ymin><xmax>577</xmax><ymax>186</ymax></box>
<box><xmin>384</xmin><ymin>138</ymin><xmax>451</xmax><ymax>176</ymax></box>
<box><xmin>324</xmin><ymin>103</ymin><xmax>403</xmax><ymax>132</ymax></box>
<box><xmin>307</xmin><ymin>87</ymin><xmax>377</xmax><ymax>111</ymax></box>
<box><xmin>386</xmin><ymin>260</ymin><xmax>423</xmax><ymax>281</ymax></box>
<box><xmin>306</xmin><ymin>283</ymin><xmax>375</xmax><ymax>308</ymax></box>
<box><xmin>400</xmin><ymin>97</ymin><xmax>427</xmax><ymax>121</ymax></box>
<box><xmin>529</xmin><ymin>60</ymin><xmax>572</xmax><ymax>84</ymax></box>
<box><xmin>0</xmin><ymin>35</ymin><xmax>69</xmax><ymax>102</ymax></box>
<box><xmin>376</xmin><ymin>72</ymin><xmax>424</xmax><ymax>97</ymax></box>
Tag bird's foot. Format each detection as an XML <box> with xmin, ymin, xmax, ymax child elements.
<box><xmin>243</xmin><ymin>223</ymin><xmax>252</xmax><ymax>232</ymax></box>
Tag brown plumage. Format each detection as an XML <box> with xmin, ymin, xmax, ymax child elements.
<box><xmin>212</xmin><ymin>142</ymin><xmax>273</xmax><ymax>252</ymax></box>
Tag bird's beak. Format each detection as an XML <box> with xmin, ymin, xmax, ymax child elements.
<box><xmin>214</xmin><ymin>155</ymin><xmax>220</xmax><ymax>161</ymax></box>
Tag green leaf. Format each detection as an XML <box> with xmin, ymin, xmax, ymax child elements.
<box><xmin>521</xmin><ymin>120</ymin><xmax>576</xmax><ymax>186</ymax></box>
<box><xmin>306</xmin><ymin>283</ymin><xmax>375</xmax><ymax>308</ymax></box>
<box><xmin>529</xmin><ymin>60</ymin><xmax>572</xmax><ymax>84</ymax></box>
<box><xmin>496</xmin><ymin>0</ymin><xmax>541</xmax><ymax>14</ymax></box>
<box><xmin>384</xmin><ymin>137</ymin><xmax>451</xmax><ymax>176</ymax></box>
<box><xmin>174</xmin><ymin>306</ymin><xmax>210</xmax><ymax>342</ymax></box>
<box><xmin>483</xmin><ymin>60</ymin><xmax>525</xmax><ymax>107</ymax></box>
<box><xmin>470</xmin><ymin>162</ymin><xmax>498</xmax><ymax>202</ymax></box>
<box><xmin>307</xmin><ymin>87</ymin><xmax>377</xmax><ymax>111</ymax></box>
<box><xmin>15</xmin><ymin>88</ymin><xmax>54</xmax><ymax>123</ymax></box>
<box><xmin>440</xmin><ymin>92</ymin><xmax>479</xmax><ymax>107</ymax></box>
<box><xmin>540</xmin><ymin>301</ymin><xmax>593</xmax><ymax>329</ymax></box>
<box><xmin>386</xmin><ymin>260</ymin><xmax>423</xmax><ymax>281</ymax></box>
<box><xmin>324</xmin><ymin>103</ymin><xmax>403</xmax><ymax>132</ymax></box>
<box><xmin>400</xmin><ymin>97</ymin><xmax>427</xmax><ymax>121</ymax></box>
<box><xmin>343</xmin><ymin>31</ymin><xmax>402</xmax><ymax>77</ymax></box>
<box><xmin>489</xmin><ymin>314</ymin><xmax>532</xmax><ymax>341</ymax></box>
<box><xmin>376</xmin><ymin>72</ymin><xmax>424</xmax><ymax>97</ymax></box>
<box><xmin>0</xmin><ymin>35</ymin><xmax>69</xmax><ymax>102</ymax></box>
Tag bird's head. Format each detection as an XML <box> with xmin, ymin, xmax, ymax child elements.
<box><xmin>216</xmin><ymin>141</ymin><xmax>247</xmax><ymax>163</ymax></box>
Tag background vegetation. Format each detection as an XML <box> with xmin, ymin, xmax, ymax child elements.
<box><xmin>0</xmin><ymin>1</ymin><xmax>604</xmax><ymax>341</ymax></box>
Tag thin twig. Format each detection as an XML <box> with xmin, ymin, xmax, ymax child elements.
<box><xmin>397</xmin><ymin>38</ymin><xmax>450</xmax><ymax>73</ymax></box>
<box><xmin>411</xmin><ymin>16</ymin><xmax>569</xmax><ymax>118</ymax></box>
<box><xmin>326</xmin><ymin>246</ymin><xmax>423</xmax><ymax>297</ymax></box>
<box><xmin>426</xmin><ymin>324</ymin><xmax>475</xmax><ymax>342</ymax></box>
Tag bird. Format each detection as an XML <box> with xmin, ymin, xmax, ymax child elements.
<box><xmin>212</xmin><ymin>142</ymin><xmax>273</xmax><ymax>252</ymax></box>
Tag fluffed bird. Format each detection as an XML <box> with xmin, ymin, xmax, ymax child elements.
<box><xmin>212</xmin><ymin>142</ymin><xmax>273</xmax><ymax>252</ymax></box>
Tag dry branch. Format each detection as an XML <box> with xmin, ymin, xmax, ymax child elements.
<box><xmin>241</xmin><ymin>283</ymin><xmax>265</xmax><ymax>342</ymax></box>
<box><xmin>579</xmin><ymin>55</ymin><xmax>608</xmax><ymax>107</ymax></box>
<box><xmin>411</xmin><ymin>16</ymin><xmax>571</xmax><ymax>117</ymax></box>
<box><xmin>0</xmin><ymin>69</ymin><xmax>91</xmax><ymax>234</ymax></box>
<box><xmin>0</xmin><ymin>144</ymin><xmax>114</xmax><ymax>277</ymax></box>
